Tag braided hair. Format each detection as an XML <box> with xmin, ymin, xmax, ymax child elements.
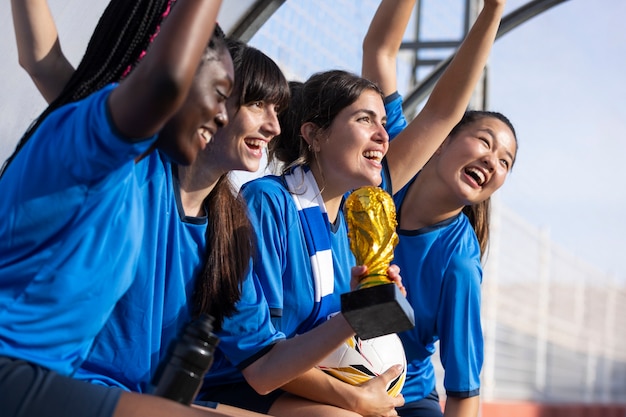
<box><xmin>1</xmin><ymin>0</ymin><xmax>227</xmax><ymax>176</ymax></box>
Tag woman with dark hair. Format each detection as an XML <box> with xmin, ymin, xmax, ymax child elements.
<box><xmin>72</xmin><ymin>36</ymin><xmax>292</xmax><ymax>394</ymax></box>
<box><xmin>199</xmin><ymin>70</ymin><xmax>407</xmax><ymax>416</ymax></box>
<box><xmin>0</xmin><ymin>0</ymin><xmax>238</xmax><ymax>416</ymax></box>
<box><xmin>389</xmin><ymin>110</ymin><xmax>515</xmax><ymax>417</ymax></box>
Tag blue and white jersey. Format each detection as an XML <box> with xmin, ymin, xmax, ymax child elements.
<box><xmin>241</xmin><ymin>175</ymin><xmax>354</xmax><ymax>337</ymax></box>
<box><xmin>0</xmin><ymin>84</ymin><xmax>156</xmax><ymax>376</ymax></box>
<box><xmin>202</xmin><ymin>173</ymin><xmax>355</xmax><ymax>389</ymax></box>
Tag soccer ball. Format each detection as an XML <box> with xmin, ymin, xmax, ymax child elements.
<box><xmin>316</xmin><ymin>333</ymin><xmax>407</xmax><ymax>397</ymax></box>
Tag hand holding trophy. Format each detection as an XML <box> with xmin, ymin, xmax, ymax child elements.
<box><xmin>342</xmin><ymin>186</ymin><xmax>415</xmax><ymax>339</ymax></box>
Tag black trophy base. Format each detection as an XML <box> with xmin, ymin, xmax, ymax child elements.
<box><xmin>341</xmin><ymin>282</ymin><xmax>415</xmax><ymax>340</ymax></box>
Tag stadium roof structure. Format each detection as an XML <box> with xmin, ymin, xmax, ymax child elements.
<box><xmin>218</xmin><ymin>0</ymin><xmax>569</xmax><ymax>115</ymax></box>
<box><xmin>217</xmin><ymin>0</ymin><xmax>286</xmax><ymax>42</ymax></box>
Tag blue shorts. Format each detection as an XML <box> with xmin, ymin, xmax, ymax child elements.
<box><xmin>397</xmin><ymin>389</ymin><xmax>443</xmax><ymax>417</ymax></box>
<box><xmin>0</xmin><ymin>356</ymin><xmax>122</xmax><ymax>417</ymax></box>
<box><xmin>197</xmin><ymin>381</ymin><xmax>285</xmax><ymax>415</ymax></box>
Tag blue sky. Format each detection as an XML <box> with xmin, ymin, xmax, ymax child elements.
<box><xmin>488</xmin><ymin>0</ymin><xmax>626</xmax><ymax>281</ymax></box>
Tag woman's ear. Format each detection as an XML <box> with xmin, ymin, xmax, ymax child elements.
<box><xmin>301</xmin><ymin>122</ymin><xmax>320</xmax><ymax>152</ymax></box>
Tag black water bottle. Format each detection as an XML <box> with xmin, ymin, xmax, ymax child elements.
<box><xmin>150</xmin><ymin>314</ymin><xmax>219</xmax><ymax>405</ymax></box>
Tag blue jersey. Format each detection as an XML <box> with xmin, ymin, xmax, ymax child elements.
<box><xmin>384</xmin><ymin>92</ymin><xmax>408</xmax><ymax>141</ymax></box>
<box><xmin>73</xmin><ymin>152</ymin><xmax>206</xmax><ymax>391</ymax></box>
<box><xmin>385</xmin><ymin>93</ymin><xmax>483</xmax><ymax>402</ymax></box>
<box><xmin>200</xmin><ymin>264</ymin><xmax>284</xmax><ymax>389</ymax></box>
<box><xmin>75</xmin><ymin>152</ymin><xmax>284</xmax><ymax>392</ymax></box>
<box><xmin>378</xmin><ymin>92</ymin><xmax>407</xmax><ymax>194</ymax></box>
<box><xmin>58</xmin><ymin>141</ymin><xmax>282</xmax><ymax>394</ymax></box>
<box><xmin>394</xmin><ymin>185</ymin><xmax>483</xmax><ymax>401</ymax></box>
<box><xmin>242</xmin><ymin>175</ymin><xmax>353</xmax><ymax>336</ymax></box>
<box><xmin>0</xmin><ymin>84</ymin><xmax>156</xmax><ymax>376</ymax></box>
<box><xmin>202</xmin><ymin>174</ymin><xmax>354</xmax><ymax>389</ymax></box>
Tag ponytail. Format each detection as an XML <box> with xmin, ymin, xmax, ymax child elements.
<box><xmin>193</xmin><ymin>175</ymin><xmax>255</xmax><ymax>331</ymax></box>
<box><xmin>463</xmin><ymin>198</ymin><xmax>491</xmax><ymax>258</ymax></box>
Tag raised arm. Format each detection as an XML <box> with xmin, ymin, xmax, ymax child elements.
<box><xmin>108</xmin><ymin>0</ymin><xmax>226</xmax><ymax>141</ymax></box>
<box><xmin>362</xmin><ymin>0</ymin><xmax>416</xmax><ymax>97</ymax></box>
<box><xmin>11</xmin><ymin>0</ymin><xmax>74</xmax><ymax>103</ymax></box>
<box><xmin>366</xmin><ymin>0</ymin><xmax>506</xmax><ymax>193</ymax></box>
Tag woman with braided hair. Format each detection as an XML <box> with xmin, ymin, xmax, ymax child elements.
<box><xmin>11</xmin><ymin>1</ymin><xmax>258</xmax><ymax>348</ymax></box>
<box><xmin>0</xmin><ymin>0</ymin><xmax>242</xmax><ymax>416</ymax></box>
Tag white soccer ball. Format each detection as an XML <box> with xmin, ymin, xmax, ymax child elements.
<box><xmin>316</xmin><ymin>333</ymin><xmax>407</xmax><ymax>397</ymax></box>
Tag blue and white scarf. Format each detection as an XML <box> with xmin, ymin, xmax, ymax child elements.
<box><xmin>284</xmin><ymin>166</ymin><xmax>335</xmax><ymax>333</ymax></box>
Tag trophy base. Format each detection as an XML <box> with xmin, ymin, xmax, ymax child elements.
<box><xmin>340</xmin><ymin>283</ymin><xmax>415</xmax><ymax>340</ymax></box>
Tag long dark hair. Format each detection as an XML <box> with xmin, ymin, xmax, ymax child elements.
<box><xmin>268</xmin><ymin>80</ymin><xmax>306</xmax><ymax>171</ymax></box>
<box><xmin>462</xmin><ymin>198</ymin><xmax>491</xmax><ymax>257</ymax></box>
<box><xmin>1</xmin><ymin>0</ymin><xmax>226</xmax><ymax>177</ymax></box>
<box><xmin>193</xmin><ymin>38</ymin><xmax>290</xmax><ymax>330</ymax></box>
<box><xmin>196</xmin><ymin>175</ymin><xmax>254</xmax><ymax>331</ymax></box>
<box><xmin>453</xmin><ymin>111</ymin><xmax>517</xmax><ymax>257</ymax></box>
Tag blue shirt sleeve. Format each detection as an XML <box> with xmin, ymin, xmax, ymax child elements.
<box><xmin>215</xmin><ymin>260</ymin><xmax>285</xmax><ymax>367</ymax></box>
<box><xmin>40</xmin><ymin>84</ymin><xmax>155</xmax><ymax>184</ymax></box>
<box><xmin>437</xmin><ymin>249</ymin><xmax>483</xmax><ymax>397</ymax></box>
<box><xmin>384</xmin><ymin>92</ymin><xmax>408</xmax><ymax>141</ymax></box>
<box><xmin>240</xmin><ymin>177</ymin><xmax>292</xmax><ymax>318</ymax></box>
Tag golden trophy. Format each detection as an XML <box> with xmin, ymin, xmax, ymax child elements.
<box><xmin>341</xmin><ymin>186</ymin><xmax>415</xmax><ymax>339</ymax></box>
